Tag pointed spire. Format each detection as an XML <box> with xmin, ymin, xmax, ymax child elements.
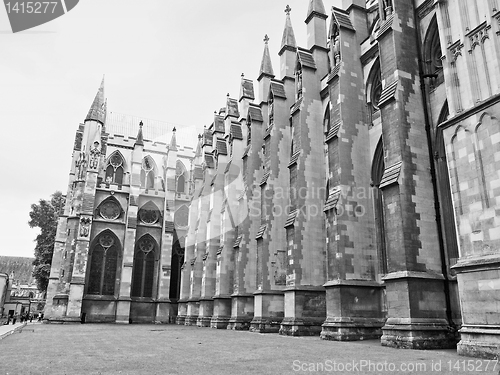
<box><xmin>259</xmin><ymin>34</ymin><xmax>275</xmax><ymax>79</ymax></box>
<box><xmin>85</xmin><ymin>76</ymin><xmax>106</xmax><ymax>124</ymax></box>
<box><xmin>306</xmin><ymin>0</ymin><xmax>327</xmax><ymax>23</ymax></box>
<box><xmin>170</xmin><ymin>126</ymin><xmax>178</xmax><ymax>151</ymax></box>
<box><xmin>135</xmin><ymin>121</ymin><xmax>144</xmax><ymax>147</ymax></box>
<box><xmin>280</xmin><ymin>5</ymin><xmax>297</xmax><ymax>54</ymax></box>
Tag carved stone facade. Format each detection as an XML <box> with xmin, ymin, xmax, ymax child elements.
<box><xmin>46</xmin><ymin>0</ymin><xmax>500</xmax><ymax>359</ymax></box>
<box><xmin>177</xmin><ymin>0</ymin><xmax>500</xmax><ymax>358</ymax></box>
<box><xmin>44</xmin><ymin>79</ymin><xmax>196</xmax><ymax>324</ymax></box>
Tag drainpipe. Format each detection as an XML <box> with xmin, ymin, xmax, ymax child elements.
<box><xmin>413</xmin><ymin>6</ymin><xmax>457</xmax><ymax>332</ymax></box>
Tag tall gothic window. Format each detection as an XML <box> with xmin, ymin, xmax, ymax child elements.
<box><xmin>367</xmin><ymin>59</ymin><xmax>382</xmax><ymax>122</ymax></box>
<box><xmin>296</xmin><ymin>64</ymin><xmax>303</xmax><ymax>100</ymax></box>
<box><xmin>140</xmin><ymin>156</ymin><xmax>156</xmax><ymax>190</ymax></box>
<box><xmin>176</xmin><ymin>160</ymin><xmax>187</xmax><ymax>194</ymax></box>
<box><xmin>131</xmin><ymin>235</ymin><xmax>156</xmax><ymax>298</ymax></box>
<box><xmin>424</xmin><ymin>17</ymin><xmax>444</xmax><ymax>89</ymax></box>
<box><xmin>105</xmin><ymin>151</ymin><xmax>124</xmax><ymax>185</ymax></box>
<box><xmin>268</xmin><ymin>93</ymin><xmax>274</xmax><ymax>127</ymax></box>
<box><xmin>87</xmin><ymin>231</ymin><xmax>120</xmax><ymax>296</ymax></box>
<box><xmin>372</xmin><ymin>139</ymin><xmax>387</xmax><ymax>275</ymax></box>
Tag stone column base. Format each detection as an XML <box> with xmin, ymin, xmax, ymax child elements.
<box><xmin>210</xmin><ymin>296</ymin><xmax>231</xmax><ymax>329</ymax></box>
<box><xmin>227</xmin><ymin>294</ymin><xmax>254</xmax><ymax>331</ymax></box>
<box><xmin>250</xmin><ymin>317</ymin><xmax>283</xmax><ymax>333</ymax></box>
<box><xmin>381</xmin><ymin>318</ymin><xmax>456</xmax><ymax>349</ymax></box>
<box><xmin>250</xmin><ymin>291</ymin><xmax>284</xmax><ymax>333</ymax></box>
<box><xmin>176</xmin><ymin>300</ymin><xmax>188</xmax><ymax>325</ymax></box>
<box><xmin>115</xmin><ymin>298</ymin><xmax>131</xmax><ymax>324</ymax></box>
<box><xmin>320</xmin><ymin>280</ymin><xmax>385</xmax><ymax>341</ymax></box>
<box><xmin>321</xmin><ymin>317</ymin><xmax>385</xmax><ymax>341</ymax></box>
<box><xmin>185</xmin><ymin>299</ymin><xmax>200</xmax><ymax>326</ymax></box>
<box><xmin>279</xmin><ymin>286</ymin><xmax>326</xmax><ymax>336</ymax></box>
<box><xmin>197</xmin><ymin>298</ymin><xmax>214</xmax><ymax>327</ymax></box>
<box><xmin>155</xmin><ymin>300</ymin><xmax>175</xmax><ymax>324</ymax></box>
<box><xmin>457</xmin><ymin>325</ymin><xmax>500</xmax><ymax>359</ymax></box>
<box><xmin>279</xmin><ymin>317</ymin><xmax>325</xmax><ymax>336</ymax></box>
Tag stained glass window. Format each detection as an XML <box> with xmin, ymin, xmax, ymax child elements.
<box><xmin>87</xmin><ymin>232</ymin><xmax>119</xmax><ymax>296</ymax></box>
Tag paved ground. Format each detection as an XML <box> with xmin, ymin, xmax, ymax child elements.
<box><xmin>0</xmin><ymin>323</ymin><xmax>499</xmax><ymax>375</ymax></box>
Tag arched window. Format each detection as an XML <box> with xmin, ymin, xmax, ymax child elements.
<box><xmin>131</xmin><ymin>235</ymin><xmax>157</xmax><ymax>298</ymax></box>
<box><xmin>424</xmin><ymin>17</ymin><xmax>443</xmax><ymax>88</ymax></box>
<box><xmin>323</xmin><ymin>104</ymin><xmax>331</xmax><ymax>134</ymax></box>
<box><xmin>367</xmin><ymin>59</ymin><xmax>382</xmax><ymax>122</ymax></box>
<box><xmin>140</xmin><ymin>156</ymin><xmax>156</xmax><ymax>190</ymax></box>
<box><xmin>372</xmin><ymin>139</ymin><xmax>387</xmax><ymax>275</ymax></box>
<box><xmin>176</xmin><ymin>160</ymin><xmax>187</xmax><ymax>194</ymax></box>
<box><xmin>268</xmin><ymin>93</ymin><xmax>274</xmax><ymax>126</ymax></box>
<box><xmin>95</xmin><ymin>197</ymin><xmax>123</xmax><ymax>221</ymax></box>
<box><xmin>296</xmin><ymin>63</ymin><xmax>303</xmax><ymax>100</ymax></box>
<box><xmin>138</xmin><ymin>201</ymin><xmax>161</xmax><ymax>225</ymax></box>
<box><xmin>87</xmin><ymin>231</ymin><xmax>120</xmax><ymax>296</ymax></box>
<box><xmin>105</xmin><ymin>152</ymin><xmax>125</xmax><ymax>185</ymax></box>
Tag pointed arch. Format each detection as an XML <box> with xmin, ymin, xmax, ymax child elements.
<box><xmin>138</xmin><ymin>200</ymin><xmax>162</xmax><ymax>225</ymax></box>
<box><xmin>366</xmin><ymin>58</ymin><xmax>382</xmax><ymax>114</ymax></box>
<box><xmin>169</xmin><ymin>235</ymin><xmax>185</xmax><ymax>300</ymax></box>
<box><xmin>105</xmin><ymin>150</ymin><xmax>126</xmax><ymax>185</ymax></box>
<box><xmin>87</xmin><ymin>229</ymin><xmax>122</xmax><ymax>296</ymax></box>
<box><xmin>176</xmin><ymin>160</ymin><xmax>188</xmax><ymax>194</ymax></box>
<box><xmin>140</xmin><ymin>155</ymin><xmax>157</xmax><ymax>190</ymax></box>
<box><xmin>131</xmin><ymin>234</ymin><xmax>159</xmax><ymax>298</ymax></box>
<box><xmin>423</xmin><ymin>16</ymin><xmax>443</xmax><ymax>87</ymax></box>
<box><xmin>95</xmin><ymin>195</ymin><xmax>124</xmax><ymax>221</ymax></box>
<box><xmin>295</xmin><ymin>60</ymin><xmax>303</xmax><ymax>100</ymax></box>
<box><xmin>371</xmin><ymin>138</ymin><xmax>387</xmax><ymax>275</ymax></box>
<box><xmin>435</xmin><ymin>101</ymin><xmax>459</xmax><ymax>265</ymax></box>
<box><xmin>323</xmin><ymin>102</ymin><xmax>331</xmax><ymax>134</ymax></box>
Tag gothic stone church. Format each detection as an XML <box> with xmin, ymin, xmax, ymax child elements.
<box><xmin>46</xmin><ymin>0</ymin><xmax>500</xmax><ymax>359</ymax></box>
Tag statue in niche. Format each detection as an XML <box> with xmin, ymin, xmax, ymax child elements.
<box><xmin>383</xmin><ymin>0</ymin><xmax>393</xmax><ymax>17</ymax></box>
<box><xmin>332</xmin><ymin>24</ymin><xmax>341</xmax><ymax>66</ymax></box>
<box><xmin>75</xmin><ymin>150</ymin><xmax>87</xmax><ymax>180</ymax></box>
<box><xmin>296</xmin><ymin>69</ymin><xmax>303</xmax><ymax>99</ymax></box>
<box><xmin>79</xmin><ymin>217</ymin><xmax>91</xmax><ymax>237</ymax></box>
<box><xmin>89</xmin><ymin>141</ymin><xmax>101</xmax><ymax>170</ymax></box>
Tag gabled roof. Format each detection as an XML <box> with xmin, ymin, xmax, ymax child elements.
<box><xmin>204</xmin><ymin>153</ymin><xmax>215</xmax><ymax>169</ymax></box>
<box><xmin>270</xmin><ymin>80</ymin><xmax>287</xmax><ymax>99</ymax></box>
<box><xmin>214</xmin><ymin>115</ymin><xmax>225</xmax><ymax>133</ymax></box>
<box><xmin>230</xmin><ymin>123</ymin><xmax>243</xmax><ymax>140</ymax></box>
<box><xmin>240</xmin><ymin>78</ymin><xmax>255</xmax><ymax>100</ymax></box>
<box><xmin>216</xmin><ymin>138</ymin><xmax>228</xmax><ymax>155</ymax></box>
<box><xmin>297</xmin><ymin>48</ymin><xmax>317</xmax><ymax>70</ymax></box>
<box><xmin>248</xmin><ymin>105</ymin><xmax>264</xmax><ymax>122</ymax></box>
<box><xmin>332</xmin><ymin>8</ymin><xmax>354</xmax><ymax>31</ymax></box>
<box><xmin>380</xmin><ymin>161</ymin><xmax>403</xmax><ymax>188</ymax></box>
<box><xmin>227</xmin><ymin>97</ymin><xmax>240</xmax><ymax>118</ymax></box>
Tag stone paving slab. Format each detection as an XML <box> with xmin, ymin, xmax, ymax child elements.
<box><xmin>0</xmin><ymin>324</ymin><xmax>498</xmax><ymax>375</ymax></box>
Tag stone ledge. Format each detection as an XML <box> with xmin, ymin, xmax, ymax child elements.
<box><xmin>382</xmin><ymin>271</ymin><xmax>444</xmax><ymax>281</ymax></box>
<box><xmin>452</xmin><ymin>255</ymin><xmax>500</xmax><ymax>272</ymax></box>
<box><xmin>323</xmin><ymin>280</ymin><xmax>384</xmax><ymax>288</ymax></box>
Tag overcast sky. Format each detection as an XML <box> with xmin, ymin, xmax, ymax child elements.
<box><xmin>0</xmin><ymin>0</ymin><xmax>342</xmax><ymax>258</ymax></box>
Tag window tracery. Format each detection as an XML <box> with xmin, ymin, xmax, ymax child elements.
<box><xmin>105</xmin><ymin>151</ymin><xmax>124</xmax><ymax>185</ymax></box>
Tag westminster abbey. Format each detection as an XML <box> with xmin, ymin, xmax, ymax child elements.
<box><xmin>45</xmin><ymin>0</ymin><xmax>500</xmax><ymax>359</ymax></box>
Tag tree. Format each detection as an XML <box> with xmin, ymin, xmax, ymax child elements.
<box><xmin>28</xmin><ymin>191</ymin><xmax>65</xmax><ymax>292</ymax></box>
